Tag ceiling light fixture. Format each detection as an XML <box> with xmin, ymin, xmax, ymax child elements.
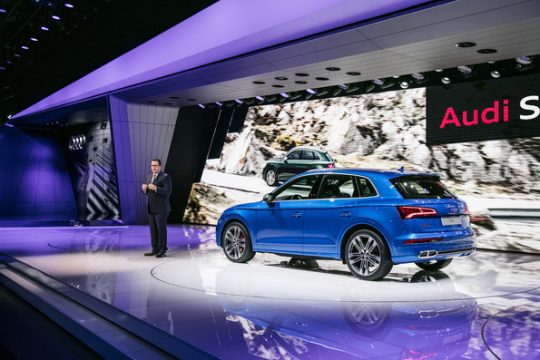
<box><xmin>280</xmin><ymin>92</ymin><xmax>289</xmax><ymax>98</ymax></box>
<box><xmin>326</xmin><ymin>67</ymin><xmax>341</xmax><ymax>71</ymax></box>
<box><xmin>0</xmin><ymin>8</ymin><xmax>6</xmax><ymax>13</ymax></box>
<box><xmin>441</xmin><ymin>77</ymin><xmax>451</xmax><ymax>85</ymax></box>
<box><xmin>234</xmin><ymin>99</ymin><xmax>243</xmax><ymax>104</ymax></box>
<box><xmin>490</xmin><ymin>70</ymin><xmax>501</xmax><ymax>78</ymax></box>
<box><xmin>198</xmin><ymin>104</ymin><xmax>205</xmax><ymax>109</ymax></box>
<box><xmin>346</xmin><ymin>71</ymin><xmax>361</xmax><ymax>76</ymax></box>
<box><xmin>411</xmin><ymin>73</ymin><xmax>424</xmax><ymax>80</ymax></box>
<box><xmin>52</xmin><ymin>15</ymin><xmax>61</xmax><ymax>20</ymax></box>
<box><xmin>21</xmin><ymin>45</ymin><xmax>29</xmax><ymax>50</ymax></box>
<box><xmin>373</xmin><ymin>78</ymin><xmax>384</xmax><ymax>86</ymax></box>
<box><xmin>400</xmin><ymin>81</ymin><xmax>410</xmax><ymax>89</ymax></box>
<box><xmin>457</xmin><ymin>65</ymin><xmax>473</xmax><ymax>75</ymax></box>
<box><xmin>215</xmin><ymin>101</ymin><xmax>222</xmax><ymax>106</ymax></box>
<box><xmin>477</xmin><ymin>48</ymin><xmax>497</xmax><ymax>54</ymax></box>
<box><xmin>255</xmin><ymin>96</ymin><xmax>264</xmax><ymax>101</ymax></box>
<box><xmin>64</xmin><ymin>3</ymin><xmax>74</xmax><ymax>8</ymax></box>
<box><xmin>30</xmin><ymin>37</ymin><xmax>38</xmax><ymax>42</ymax></box>
<box><xmin>306</xmin><ymin>88</ymin><xmax>317</xmax><ymax>95</ymax></box>
<box><xmin>455</xmin><ymin>41</ymin><xmax>476</xmax><ymax>48</ymax></box>
<box><xmin>516</xmin><ymin>55</ymin><xmax>532</xmax><ymax>65</ymax></box>
<box><xmin>41</xmin><ymin>26</ymin><xmax>49</xmax><ymax>31</ymax></box>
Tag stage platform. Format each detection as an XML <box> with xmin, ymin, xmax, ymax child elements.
<box><xmin>0</xmin><ymin>225</ymin><xmax>539</xmax><ymax>359</ymax></box>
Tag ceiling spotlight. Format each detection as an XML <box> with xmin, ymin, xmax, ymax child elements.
<box><xmin>14</xmin><ymin>53</ymin><xmax>21</xmax><ymax>58</ymax></box>
<box><xmin>441</xmin><ymin>77</ymin><xmax>451</xmax><ymax>85</ymax></box>
<box><xmin>0</xmin><ymin>66</ymin><xmax>6</xmax><ymax>71</ymax></box>
<box><xmin>477</xmin><ymin>48</ymin><xmax>497</xmax><ymax>54</ymax></box>
<box><xmin>253</xmin><ymin>80</ymin><xmax>265</xmax><ymax>84</ymax></box>
<box><xmin>457</xmin><ymin>65</ymin><xmax>473</xmax><ymax>75</ymax></box>
<box><xmin>346</xmin><ymin>71</ymin><xmax>361</xmax><ymax>76</ymax></box>
<box><xmin>490</xmin><ymin>70</ymin><xmax>501</xmax><ymax>78</ymax></box>
<box><xmin>392</xmin><ymin>75</ymin><xmax>400</xmax><ymax>79</ymax></box>
<box><xmin>198</xmin><ymin>104</ymin><xmax>205</xmax><ymax>109</ymax></box>
<box><xmin>337</xmin><ymin>84</ymin><xmax>348</xmax><ymax>90</ymax></box>
<box><xmin>315</xmin><ymin>77</ymin><xmax>329</xmax><ymax>81</ymax></box>
<box><xmin>0</xmin><ymin>8</ymin><xmax>6</xmax><ymax>13</ymax></box>
<box><xmin>275</xmin><ymin>76</ymin><xmax>288</xmax><ymax>81</ymax></box>
<box><xmin>516</xmin><ymin>55</ymin><xmax>532</xmax><ymax>65</ymax></box>
<box><xmin>306</xmin><ymin>88</ymin><xmax>317</xmax><ymax>95</ymax></box>
<box><xmin>51</xmin><ymin>15</ymin><xmax>61</xmax><ymax>20</ymax></box>
<box><xmin>400</xmin><ymin>81</ymin><xmax>410</xmax><ymax>89</ymax></box>
<box><xmin>21</xmin><ymin>45</ymin><xmax>29</xmax><ymax>50</ymax></box>
<box><xmin>30</xmin><ymin>37</ymin><xmax>38</xmax><ymax>42</ymax></box>
<box><xmin>234</xmin><ymin>99</ymin><xmax>243</xmax><ymax>104</ymax></box>
<box><xmin>294</xmin><ymin>80</ymin><xmax>307</xmax><ymax>84</ymax></box>
<box><xmin>326</xmin><ymin>67</ymin><xmax>341</xmax><ymax>71</ymax></box>
<box><xmin>255</xmin><ymin>96</ymin><xmax>264</xmax><ymax>101</ymax></box>
<box><xmin>280</xmin><ymin>92</ymin><xmax>289</xmax><ymax>98</ymax></box>
<box><xmin>411</xmin><ymin>73</ymin><xmax>424</xmax><ymax>80</ymax></box>
<box><xmin>64</xmin><ymin>3</ymin><xmax>74</xmax><ymax>8</ymax></box>
<box><xmin>435</xmin><ymin>69</ymin><xmax>443</xmax><ymax>73</ymax></box>
<box><xmin>40</xmin><ymin>26</ymin><xmax>49</xmax><ymax>31</ymax></box>
<box><xmin>455</xmin><ymin>41</ymin><xmax>476</xmax><ymax>48</ymax></box>
<box><xmin>215</xmin><ymin>101</ymin><xmax>222</xmax><ymax>107</ymax></box>
<box><xmin>373</xmin><ymin>78</ymin><xmax>384</xmax><ymax>86</ymax></box>
<box><xmin>295</xmin><ymin>73</ymin><xmax>309</xmax><ymax>77</ymax></box>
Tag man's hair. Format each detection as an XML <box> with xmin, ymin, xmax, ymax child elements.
<box><xmin>151</xmin><ymin>158</ymin><xmax>162</xmax><ymax>166</ymax></box>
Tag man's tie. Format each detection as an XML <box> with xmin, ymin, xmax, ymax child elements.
<box><xmin>151</xmin><ymin>174</ymin><xmax>157</xmax><ymax>183</ymax></box>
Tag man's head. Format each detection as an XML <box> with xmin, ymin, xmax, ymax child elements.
<box><xmin>150</xmin><ymin>158</ymin><xmax>162</xmax><ymax>174</ymax></box>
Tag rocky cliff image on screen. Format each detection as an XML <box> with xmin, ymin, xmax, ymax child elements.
<box><xmin>184</xmin><ymin>88</ymin><xmax>540</xmax><ymax>254</ymax></box>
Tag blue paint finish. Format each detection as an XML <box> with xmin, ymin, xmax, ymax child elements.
<box><xmin>216</xmin><ymin>168</ymin><xmax>475</xmax><ymax>266</ymax></box>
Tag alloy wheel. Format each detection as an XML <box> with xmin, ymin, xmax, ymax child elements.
<box><xmin>224</xmin><ymin>225</ymin><xmax>246</xmax><ymax>260</ymax></box>
<box><xmin>347</xmin><ymin>233</ymin><xmax>381</xmax><ymax>276</ymax></box>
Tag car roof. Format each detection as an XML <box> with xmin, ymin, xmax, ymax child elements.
<box><xmin>287</xmin><ymin>146</ymin><xmax>327</xmax><ymax>153</ymax></box>
<box><xmin>302</xmin><ymin>168</ymin><xmax>439</xmax><ymax>179</ymax></box>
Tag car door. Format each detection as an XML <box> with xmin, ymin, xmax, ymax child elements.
<box><xmin>255</xmin><ymin>175</ymin><xmax>321</xmax><ymax>255</ymax></box>
<box><xmin>279</xmin><ymin>149</ymin><xmax>302</xmax><ymax>181</ymax></box>
<box><xmin>302</xmin><ymin>174</ymin><xmax>360</xmax><ymax>257</ymax></box>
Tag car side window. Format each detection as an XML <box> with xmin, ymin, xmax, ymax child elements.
<box><xmin>287</xmin><ymin>150</ymin><xmax>301</xmax><ymax>160</ymax></box>
<box><xmin>273</xmin><ymin>175</ymin><xmax>319</xmax><ymax>201</ymax></box>
<box><xmin>318</xmin><ymin>175</ymin><xmax>356</xmax><ymax>199</ymax></box>
<box><xmin>302</xmin><ymin>150</ymin><xmax>317</xmax><ymax>160</ymax></box>
<box><xmin>355</xmin><ymin>176</ymin><xmax>377</xmax><ymax>197</ymax></box>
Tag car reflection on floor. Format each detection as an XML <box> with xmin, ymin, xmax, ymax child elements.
<box><xmin>215</xmin><ymin>266</ymin><xmax>477</xmax><ymax>360</ymax></box>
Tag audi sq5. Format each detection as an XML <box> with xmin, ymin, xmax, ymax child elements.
<box><xmin>217</xmin><ymin>169</ymin><xmax>475</xmax><ymax>280</ymax></box>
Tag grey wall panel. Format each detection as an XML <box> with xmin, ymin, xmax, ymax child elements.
<box><xmin>109</xmin><ymin>96</ymin><xmax>179</xmax><ymax>224</ymax></box>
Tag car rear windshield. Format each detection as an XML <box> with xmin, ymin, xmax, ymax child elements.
<box><xmin>391</xmin><ymin>175</ymin><xmax>455</xmax><ymax>199</ymax></box>
<box><xmin>320</xmin><ymin>152</ymin><xmax>333</xmax><ymax>162</ymax></box>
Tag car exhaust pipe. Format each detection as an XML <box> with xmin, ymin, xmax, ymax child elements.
<box><xmin>418</xmin><ymin>250</ymin><xmax>438</xmax><ymax>259</ymax></box>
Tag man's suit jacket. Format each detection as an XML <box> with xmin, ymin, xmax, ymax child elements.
<box><xmin>145</xmin><ymin>172</ymin><xmax>172</xmax><ymax>214</ymax></box>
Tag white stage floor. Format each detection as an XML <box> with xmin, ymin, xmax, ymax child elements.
<box><xmin>0</xmin><ymin>225</ymin><xmax>539</xmax><ymax>359</ymax></box>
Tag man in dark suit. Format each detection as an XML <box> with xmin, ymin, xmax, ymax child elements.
<box><xmin>141</xmin><ymin>158</ymin><xmax>172</xmax><ymax>258</ymax></box>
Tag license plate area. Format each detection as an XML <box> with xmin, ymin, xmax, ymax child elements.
<box><xmin>441</xmin><ymin>216</ymin><xmax>468</xmax><ymax>226</ymax></box>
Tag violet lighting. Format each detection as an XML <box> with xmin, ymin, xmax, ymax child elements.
<box><xmin>255</xmin><ymin>96</ymin><xmax>264</xmax><ymax>101</ymax></box>
<box><xmin>14</xmin><ymin>0</ymin><xmax>429</xmax><ymax>119</ymax></box>
<box><xmin>215</xmin><ymin>101</ymin><xmax>222</xmax><ymax>106</ymax></box>
<box><xmin>234</xmin><ymin>99</ymin><xmax>243</xmax><ymax>104</ymax></box>
<box><xmin>52</xmin><ymin>15</ymin><xmax>61</xmax><ymax>20</ymax></box>
<box><xmin>198</xmin><ymin>103</ymin><xmax>205</xmax><ymax>109</ymax></box>
<box><xmin>64</xmin><ymin>3</ymin><xmax>74</xmax><ymax>8</ymax></box>
<box><xmin>41</xmin><ymin>26</ymin><xmax>49</xmax><ymax>31</ymax></box>
<box><xmin>280</xmin><ymin>92</ymin><xmax>289</xmax><ymax>98</ymax></box>
<box><xmin>30</xmin><ymin>37</ymin><xmax>38</xmax><ymax>42</ymax></box>
<box><xmin>306</xmin><ymin>89</ymin><xmax>317</xmax><ymax>95</ymax></box>
<box><xmin>0</xmin><ymin>8</ymin><xmax>7</xmax><ymax>13</ymax></box>
<box><xmin>21</xmin><ymin>45</ymin><xmax>29</xmax><ymax>50</ymax></box>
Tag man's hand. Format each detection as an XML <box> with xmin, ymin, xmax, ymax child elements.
<box><xmin>148</xmin><ymin>184</ymin><xmax>158</xmax><ymax>192</ymax></box>
<box><xmin>142</xmin><ymin>184</ymin><xmax>148</xmax><ymax>192</ymax></box>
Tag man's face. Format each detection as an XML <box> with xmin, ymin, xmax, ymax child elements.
<box><xmin>150</xmin><ymin>161</ymin><xmax>161</xmax><ymax>174</ymax></box>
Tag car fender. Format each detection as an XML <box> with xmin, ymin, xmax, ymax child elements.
<box><xmin>339</xmin><ymin>217</ymin><xmax>395</xmax><ymax>257</ymax></box>
<box><xmin>217</xmin><ymin>211</ymin><xmax>257</xmax><ymax>248</ymax></box>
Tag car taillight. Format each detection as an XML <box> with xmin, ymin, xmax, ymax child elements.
<box><xmin>464</xmin><ymin>204</ymin><xmax>470</xmax><ymax>215</ymax></box>
<box><xmin>327</xmin><ymin>164</ymin><xmax>335</xmax><ymax>168</ymax></box>
<box><xmin>397</xmin><ymin>206</ymin><xmax>438</xmax><ymax>219</ymax></box>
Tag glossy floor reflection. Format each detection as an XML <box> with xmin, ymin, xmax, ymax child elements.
<box><xmin>0</xmin><ymin>225</ymin><xmax>539</xmax><ymax>359</ymax></box>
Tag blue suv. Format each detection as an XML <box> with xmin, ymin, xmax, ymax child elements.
<box><xmin>216</xmin><ymin>169</ymin><xmax>475</xmax><ymax>280</ymax></box>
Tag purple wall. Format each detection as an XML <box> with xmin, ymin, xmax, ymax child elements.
<box><xmin>0</xmin><ymin>126</ymin><xmax>76</xmax><ymax>222</ymax></box>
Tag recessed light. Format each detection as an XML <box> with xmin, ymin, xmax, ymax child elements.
<box><xmin>295</xmin><ymin>73</ymin><xmax>309</xmax><ymax>77</ymax></box>
<box><xmin>411</xmin><ymin>73</ymin><xmax>424</xmax><ymax>80</ymax></box>
<box><xmin>187</xmin><ymin>98</ymin><xmax>197</xmax><ymax>101</ymax></box>
<box><xmin>30</xmin><ymin>37</ymin><xmax>38</xmax><ymax>42</ymax></box>
<box><xmin>255</xmin><ymin>96</ymin><xmax>264</xmax><ymax>101</ymax></box>
<box><xmin>215</xmin><ymin>101</ymin><xmax>222</xmax><ymax>106</ymax></box>
<box><xmin>64</xmin><ymin>3</ymin><xmax>74</xmax><ymax>8</ymax></box>
<box><xmin>441</xmin><ymin>77</ymin><xmax>451</xmax><ymax>85</ymax></box>
<box><xmin>40</xmin><ymin>26</ymin><xmax>49</xmax><ymax>31</ymax></box>
<box><xmin>346</xmin><ymin>71</ymin><xmax>361</xmax><ymax>76</ymax></box>
<box><xmin>0</xmin><ymin>8</ymin><xmax>6</xmax><ymax>13</ymax></box>
<box><xmin>315</xmin><ymin>77</ymin><xmax>329</xmax><ymax>81</ymax></box>
<box><xmin>294</xmin><ymin>81</ymin><xmax>307</xmax><ymax>84</ymax></box>
<box><xmin>198</xmin><ymin>104</ymin><xmax>205</xmax><ymax>109</ymax></box>
<box><xmin>435</xmin><ymin>69</ymin><xmax>443</xmax><ymax>73</ymax></box>
<box><xmin>457</xmin><ymin>65</ymin><xmax>473</xmax><ymax>75</ymax></box>
<box><xmin>234</xmin><ymin>99</ymin><xmax>243</xmax><ymax>104</ymax></box>
<box><xmin>490</xmin><ymin>70</ymin><xmax>501</xmax><ymax>78</ymax></box>
<box><xmin>280</xmin><ymin>92</ymin><xmax>289</xmax><ymax>98</ymax></box>
<box><xmin>275</xmin><ymin>76</ymin><xmax>288</xmax><ymax>81</ymax></box>
<box><xmin>400</xmin><ymin>81</ymin><xmax>410</xmax><ymax>89</ymax></box>
<box><xmin>21</xmin><ymin>45</ymin><xmax>29</xmax><ymax>50</ymax></box>
<box><xmin>14</xmin><ymin>53</ymin><xmax>21</xmax><ymax>58</ymax></box>
<box><xmin>51</xmin><ymin>15</ymin><xmax>61</xmax><ymax>20</ymax></box>
<box><xmin>477</xmin><ymin>48</ymin><xmax>497</xmax><ymax>54</ymax></box>
<box><xmin>325</xmin><ymin>67</ymin><xmax>341</xmax><ymax>71</ymax></box>
<box><xmin>455</xmin><ymin>42</ymin><xmax>476</xmax><ymax>48</ymax></box>
<box><xmin>169</xmin><ymin>96</ymin><xmax>179</xmax><ymax>99</ymax></box>
<box><xmin>373</xmin><ymin>79</ymin><xmax>384</xmax><ymax>86</ymax></box>
<box><xmin>516</xmin><ymin>55</ymin><xmax>532</xmax><ymax>65</ymax></box>
<box><xmin>306</xmin><ymin>89</ymin><xmax>317</xmax><ymax>95</ymax></box>
<box><xmin>272</xmin><ymin>84</ymin><xmax>284</xmax><ymax>88</ymax></box>
<box><xmin>253</xmin><ymin>80</ymin><xmax>265</xmax><ymax>84</ymax></box>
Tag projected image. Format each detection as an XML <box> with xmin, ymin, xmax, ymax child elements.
<box><xmin>184</xmin><ymin>88</ymin><xmax>540</xmax><ymax>254</ymax></box>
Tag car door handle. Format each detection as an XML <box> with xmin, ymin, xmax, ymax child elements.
<box><xmin>291</xmin><ymin>212</ymin><xmax>303</xmax><ymax>218</ymax></box>
<box><xmin>340</xmin><ymin>211</ymin><xmax>352</xmax><ymax>218</ymax></box>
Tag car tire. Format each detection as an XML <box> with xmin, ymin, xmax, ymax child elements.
<box><xmin>264</xmin><ymin>167</ymin><xmax>278</xmax><ymax>186</ymax></box>
<box><xmin>222</xmin><ymin>221</ymin><xmax>255</xmax><ymax>263</ymax></box>
<box><xmin>415</xmin><ymin>258</ymin><xmax>453</xmax><ymax>271</ymax></box>
<box><xmin>345</xmin><ymin>229</ymin><xmax>392</xmax><ymax>281</ymax></box>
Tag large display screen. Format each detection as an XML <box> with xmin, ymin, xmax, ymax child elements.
<box><xmin>184</xmin><ymin>88</ymin><xmax>540</xmax><ymax>254</ymax></box>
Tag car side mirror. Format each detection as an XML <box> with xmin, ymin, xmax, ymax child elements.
<box><xmin>263</xmin><ymin>193</ymin><xmax>273</xmax><ymax>205</ymax></box>
<box><xmin>283</xmin><ymin>156</ymin><xmax>288</xmax><ymax>163</ymax></box>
